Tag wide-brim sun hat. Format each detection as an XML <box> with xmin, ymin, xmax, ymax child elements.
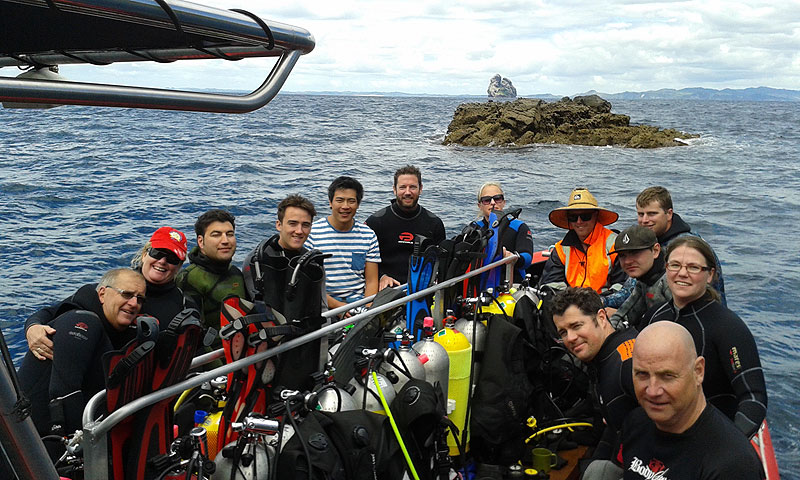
<box><xmin>549</xmin><ymin>187</ymin><xmax>619</xmax><ymax>229</ymax></box>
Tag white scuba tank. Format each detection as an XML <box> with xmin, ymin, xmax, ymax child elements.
<box><xmin>413</xmin><ymin>317</ymin><xmax>450</xmax><ymax>400</ymax></box>
<box><xmin>349</xmin><ymin>371</ymin><xmax>396</xmax><ymax>414</ymax></box>
<box><xmin>380</xmin><ymin>340</ymin><xmax>427</xmax><ymax>392</ymax></box>
<box><xmin>212</xmin><ymin>440</ymin><xmax>275</xmax><ymax>480</ymax></box>
<box><xmin>317</xmin><ymin>385</ymin><xmax>358</xmax><ymax>412</ymax></box>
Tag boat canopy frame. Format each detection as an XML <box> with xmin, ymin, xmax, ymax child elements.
<box><xmin>0</xmin><ymin>0</ymin><xmax>315</xmax><ymax>112</ymax></box>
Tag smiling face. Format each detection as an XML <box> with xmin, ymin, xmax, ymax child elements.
<box><xmin>478</xmin><ymin>184</ymin><xmax>505</xmax><ymax>219</ymax></box>
<box><xmin>98</xmin><ymin>271</ymin><xmax>146</xmax><ymax>331</ymax></box>
<box><xmin>666</xmin><ymin>245</ymin><xmax>714</xmax><ymax>309</ymax></box>
<box><xmin>568</xmin><ymin>210</ymin><xmax>598</xmax><ymax>242</ymax></box>
<box><xmin>141</xmin><ymin>248</ymin><xmax>182</xmax><ymax>284</ymax></box>
<box><xmin>633</xmin><ymin>323</ymin><xmax>705</xmax><ymax>433</ymax></box>
<box><xmin>197</xmin><ymin>220</ymin><xmax>236</xmax><ymax>263</ymax></box>
<box><xmin>277</xmin><ymin>206</ymin><xmax>313</xmax><ymax>251</ymax></box>
<box><xmin>637</xmin><ymin>200</ymin><xmax>673</xmax><ymax>237</ymax></box>
<box><xmin>618</xmin><ymin>244</ymin><xmax>660</xmax><ymax>279</ymax></box>
<box><xmin>393</xmin><ymin>174</ymin><xmax>422</xmax><ymax>211</ymax></box>
<box><xmin>553</xmin><ymin>305</ymin><xmax>611</xmax><ymax>363</ymax></box>
<box><xmin>328</xmin><ymin>188</ymin><xmax>359</xmax><ymax>229</ymax></box>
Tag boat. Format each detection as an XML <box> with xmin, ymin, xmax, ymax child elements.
<box><xmin>0</xmin><ymin>3</ymin><xmax>782</xmax><ymax>477</ymax></box>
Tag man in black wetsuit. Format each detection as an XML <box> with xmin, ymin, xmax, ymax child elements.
<box><xmin>366</xmin><ymin>165</ymin><xmax>446</xmax><ymax>289</ymax></box>
<box><xmin>621</xmin><ymin>322</ymin><xmax>763</xmax><ymax>479</ymax></box>
<box><xmin>550</xmin><ymin>287</ymin><xmax>638</xmax><ymax>478</ymax></box>
<box><xmin>635</xmin><ymin>186</ymin><xmax>726</xmax><ymax>305</ymax></box>
<box><xmin>18</xmin><ymin>268</ymin><xmax>146</xmax><ymax>437</ymax></box>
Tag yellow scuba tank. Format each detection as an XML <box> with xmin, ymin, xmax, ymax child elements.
<box><xmin>434</xmin><ymin>318</ymin><xmax>472</xmax><ymax>456</ymax></box>
<box><xmin>477</xmin><ymin>287</ymin><xmax>517</xmax><ymax>317</ymax></box>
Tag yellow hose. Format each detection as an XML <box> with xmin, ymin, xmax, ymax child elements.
<box><xmin>524</xmin><ymin>422</ymin><xmax>593</xmax><ymax>444</ymax></box>
<box><xmin>371</xmin><ymin>371</ymin><xmax>421</xmax><ymax>480</ymax></box>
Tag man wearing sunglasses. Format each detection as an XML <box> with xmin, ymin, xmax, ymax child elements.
<box><xmin>177</xmin><ymin>209</ymin><xmax>247</xmax><ymax>336</ymax></box>
<box><xmin>18</xmin><ymin>268</ymin><xmax>146</xmax><ymax>442</ymax></box>
<box><xmin>366</xmin><ymin>165</ymin><xmax>446</xmax><ymax>289</ymax></box>
<box><xmin>540</xmin><ymin>188</ymin><xmax>627</xmax><ymax>298</ymax></box>
<box><xmin>607</xmin><ymin>225</ymin><xmax>671</xmax><ymax>330</ymax></box>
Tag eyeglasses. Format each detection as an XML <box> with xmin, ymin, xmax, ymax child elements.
<box><xmin>148</xmin><ymin>247</ymin><xmax>182</xmax><ymax>265</ymax></box>
<box><xmin>105</xmin><ymin>286</ymin><xmax>146</xmax><ymax>304</ymax></box>
<box><xmin>567</xmin><ymin>212</ymin><xmax>595</xmax><ymax>222</ymax></box>
<box><xmin>666</xmin><ymin>262</ymin><xmax>711</xmax><ymax>274</ymax></box>
<box><xmin>479</xmin><ymin>194</ymin><xmax>505</xmax><ymax>205</ymax></box>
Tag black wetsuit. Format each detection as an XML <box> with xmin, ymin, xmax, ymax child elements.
<box><xmin>24</xmin><ymin>279</ymin><xmax>189</xmax><ymax>332</ymax></box>
<box><xmin>474</xmin><ymin>217</ymin><xmax>533</xmax><ymax>282</ymax></box>
<box><xmin>657</xmin><ymin>212</ymin><xmax>726</xmax><ymax>306</ymax></box>
<box><xmin>621</xmin><ymin>405</ymin><xmax>764</xmax><ymax>479</ymax></box>
<box><xmin>641</xmin><ymin>297</ymin><xmax>767</xmax><ymax>438</ymax></box>
<box><xmin>18</xmin><ymin>289</ymin><xmax>135</xmax><ymax>436</ymax></box>
<box><xmin>589</xmin><ymin>327</ymin><xmax>639</xmax><ymax>461</ymax></box>
<box><xmin>365</xmin><ymin>201</ymin><xmax>446</xmax><ymax>283</ymax></box>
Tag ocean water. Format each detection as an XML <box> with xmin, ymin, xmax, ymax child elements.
<box><xmin>1</xmin><ymin>94</ymin><xmax>798</xmax><ymax>476</ymax></box>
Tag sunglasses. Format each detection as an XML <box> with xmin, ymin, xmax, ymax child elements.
<box><xmin>666</xmin><ymin>262</ymin><xmax>711</xmax><ymax>274</ymax></box>
<box><xmin>148</xmin><ymin>247</ymin><xmax>182</xmax><ymax>265</ymax></box>
<box><xmin>567</xmin><ymin>212</ymin><xmax>595</xmax><ymax>222</ymax></box>
<box><xmin>479</xmin><ymin>194</ymin><xmax>505</xmax><ymax>205</ymax></box>
<box><xmin>106</xmin><ymin>286</ymin><xmax>146</xmax><ymax>304</ymax></box>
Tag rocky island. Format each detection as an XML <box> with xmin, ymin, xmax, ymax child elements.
<box><xmin>443</xmin><ymin>94</ymin><xmax>697</xmax><ymax>148</ymax></box>
<box><xmin>487</xmin><ymin>74</ymin><xmax>517</xmax><ymax>98</ymax></box>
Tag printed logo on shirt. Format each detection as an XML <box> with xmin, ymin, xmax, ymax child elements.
<box><xmin>729</xmin><ymin>346</ymin><xmax>742</xmax><ymax>373</ymax></box>
<box><xmin>74</xmin><ymin>322</ymin><xmax>89</xmax><ymax>332</ymax></box>
<box><xmin>398</xmin><ymin>232</ymin><xmax>414</xmax><ymax>244</ymax></box>
<box><xmin>616</xmin><ymin>339</ymin><xmax>635</xmax><ymax>361</ymax></box>
<box><xmin>628</xmin><ymin>456</ymin><xmax>670</xmax><ymax>479</ymax></box>
<box><xmin>69</xmin><ymin>322</ymin><xmax>89</xmax><ymax>341</ymax></box>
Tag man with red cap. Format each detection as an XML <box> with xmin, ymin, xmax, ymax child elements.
<box><xmin>539</xmin><ymin>188</ymin><xmax>627</xmax><ymax>298</ymax></box>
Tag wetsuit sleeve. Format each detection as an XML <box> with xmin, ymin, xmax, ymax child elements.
<box><xmin>24</xmin><ymin>284</ymin><xmax>93</xmax><ymax>333</ymax></box>
<box><xmin>716</xmin><ymin>312</ymin><xmax>768</xmax><ymax>438</ymax></box>
<box><xmin>608</xmin><ymin>279</ymin><xmax>639</xmax><ymax>327</ymax></box>
<box><xmin>48</xmin><ymin>311</ymin><xmax>107</xmax><ymax>433</ymax></box>
<box><xmin>538</xmin><ymin>251</ymin><xmax>567</xmax><ymax>289</ymax></box>
<box><xmin>513</xmin><ymin>221</ymin><xmax>533</xmax><ymax>269</ymax></box>
<box><xmin>433</xmin><ymin>217</ymin><xmax>446</xmax><ymax>245</ymax></box>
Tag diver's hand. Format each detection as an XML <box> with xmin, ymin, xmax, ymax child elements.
<box><xmin>379</xmin><ymin>274</ymin><xmax>400</xmax><ymax>290</ymax></box>
<box><xmin>27</xmin><ymin>324</ymin><xmax>55</xmax><ymax>361</ymax></box>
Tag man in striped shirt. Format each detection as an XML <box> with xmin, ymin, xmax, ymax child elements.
<box><xmin>307</xmin><ymin>176</ymin><xmax>381</xmax><ymax>311</ymax></box>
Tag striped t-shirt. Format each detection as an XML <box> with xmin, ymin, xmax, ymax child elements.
<box><xmin>306</xmin><ymin>218</ymin><xmax>381</xmax><ymax>300</ymax></box>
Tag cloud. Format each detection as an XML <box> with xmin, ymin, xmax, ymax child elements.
<box><xmin>28</xmin><ymin>0</ymin><xmax>800</xmax><ymax>95</ymax></box>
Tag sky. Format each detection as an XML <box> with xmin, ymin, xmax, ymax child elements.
<box><xmin>58</xmin><ymin>0</ymin><xmax>800</xmax><ymax>96</ymax></box>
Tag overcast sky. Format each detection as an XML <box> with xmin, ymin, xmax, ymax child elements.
<box><xmin>62</xmin><ymin>0</ymin><xmax>800</xmax><ymax>96</ymax></box>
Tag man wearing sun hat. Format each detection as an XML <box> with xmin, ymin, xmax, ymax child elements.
<box><xmin>539</xmin><ymin>188</ymin><xmax>627</xmax><ymax>295</ymax></box>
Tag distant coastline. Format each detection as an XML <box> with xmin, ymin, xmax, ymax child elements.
<box><xmin>272</xmin><ymin>86</ymin><xmax>800</xmax><ymax>102</ymax></box>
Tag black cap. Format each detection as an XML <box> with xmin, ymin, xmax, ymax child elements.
<box><xmin>614</xmin><ymin>225</ymin><xmax>657</xmax><ymax>252</ymax></box>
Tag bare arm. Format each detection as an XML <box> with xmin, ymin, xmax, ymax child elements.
<box><xmin>364</xmin><ymin>262</ymin><xmax>379</xmax><ymax>298</ymax></box>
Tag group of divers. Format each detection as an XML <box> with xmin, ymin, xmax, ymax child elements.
<box><xmin>14</xmin><ymin>164</ymin><xmax>768</xmax><ymax>479</ymax></box>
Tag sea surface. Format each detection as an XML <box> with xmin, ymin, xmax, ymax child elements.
<box><xmin>1</xmin><ymin>94</ymin><xmax>798</xmax><ymax>476</ymax></box>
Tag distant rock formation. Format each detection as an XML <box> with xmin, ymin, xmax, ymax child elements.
<box><xmin>487</xmin><ymin>74</ymin><xmax>517</xmax><ymax>98</ymax></box>
<box><xmin>443</xmin><ymin>94</ymin><xmax>697</xmax><ymax>148</ymax></box>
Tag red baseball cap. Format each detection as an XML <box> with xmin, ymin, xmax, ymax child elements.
<box><xmin>149</xmin><ymin>227</ymin><xmax>188</xmax><ymax>260</ymax></box>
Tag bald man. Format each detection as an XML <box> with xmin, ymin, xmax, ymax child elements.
<box><xmin>620</xmin><ymin>322</ymin><xmax>763</xmax><ymax>479</ymax></box>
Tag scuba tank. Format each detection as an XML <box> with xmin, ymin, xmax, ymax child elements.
<box><xmin>316</xmin><ymin>364</ymin><xmax>358</xmax><ymax>412</ymax></box>
<box><xmin>413</xmin><ymin>317</ymin><xmax>450</xmax><ymax>400</ymax></box>
<box><xmin>349</xmin><ymin>348</ymin><xmax>397</xmax><ymax>414</ymax></box>
<box><xmin>434</xmin><ymin>316</ymin><xmax>473</xmax><ymax>457</ymax></box>
<box><xmin>380</xmin><ymin>331</ymin><xmax>427</xmax><ymax>392</ymax></box>
<box><xmin>454</xmin><ymin>314</ymin><xmax>487</xmax><ymax>386</ymax></box>
<box><xmin>212</xmin><ymin>415</ymin><xmax>279</xmax><ymax>480</ymax></box>
<box><xmin>478</xmin><ymin>284</ymin><xmax>517</xmax><ymax>317</ymax></box>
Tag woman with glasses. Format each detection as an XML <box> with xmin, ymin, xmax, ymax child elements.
<box><xmin>640</xmin><ymin>236</ymin><xmax>767</xmax><ymax>439</ymax></box>
<box><xmin>24</xmin><ymin>227</ymin><xmax>191</xmax><ymax>361</ymax></box>
<box><xmin>471</xmin><ymin>181</ymin><xmax>533</xmax><ymax>283</ymax></box>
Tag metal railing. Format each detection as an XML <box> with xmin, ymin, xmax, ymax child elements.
<box><xmin>80</xmin><ymin>254</ymin><xmax>518</xmax><ymax>479</ymax></box>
